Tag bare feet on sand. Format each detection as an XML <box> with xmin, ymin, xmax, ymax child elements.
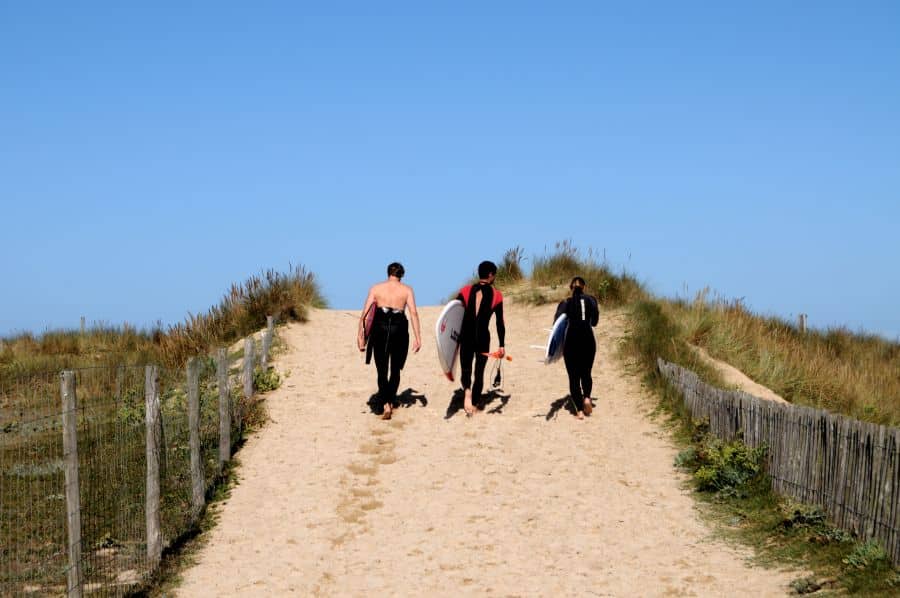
<box><xmin>583</xmin><ymin>398</ymin><xmax>593</xmax><ymax>417</ymax></box>
<box><xmin>381</xmin><ymin>403</ymin><xmax>393</xmax><ymax>420</ymax></box>
<box><xmin>463</xmin><ymin>390</ymin><xmax>475</xmax><ymax>417</ymax></box>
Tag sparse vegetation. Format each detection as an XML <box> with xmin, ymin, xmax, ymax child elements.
<box><xmin>495</xmin><ymin>246</ymin><xmax>525</xmax><ymax>286</ymax></box>
<box><xmin>622</xmin><ymin>285</ymin><xmax>900</xmax><ymax>594</ymax></box>
<box><xmin>252</xmin><ymin>367</ymin><xmax>281</xmax><ymax>393</ymax></box>
<box><xmin>0</xmin><ymin>264</ymin><xmax>324</xmax><ymax>378</ymax></box>
<box><xmin>665</xmin><ymin>289</ymin><xmax>900</xmax><ymax>426</ymax></box>
<box><xmin>0</xmin><ymin>266</ymin><xmax>310</xmax><ymax>595</ymax></box>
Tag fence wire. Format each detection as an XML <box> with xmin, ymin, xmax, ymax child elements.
<box><xmin>73</xmin><ymin>366</ymin><xmax>150</xmax><ymax>596</ymax></box>
<box><xmin>1</xmin><ymin>370</ymin><xmax>68</xmax><ymax>596</ymax></box>
<box><xmin>0</xmin><ymin>346</ymin><xmax>253</xmax><ymax>597</ymax></box>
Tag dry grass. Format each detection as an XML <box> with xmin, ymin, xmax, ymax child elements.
<box><xmin>494</xmin><ymin>240</ymin><xmax>645</xmax><ymax>308</ymax></box>
<box><xmin>667</xmin><ymin>289</ymin><xmax>900</xmax><ymax>425</ymax></box>
<box><xmin>158</xmin><ymin>265</ymin><xmax>324</xmax><ymax>368</ymax></box>
<box><xmin>0</xmin><ymin>264</ymin><xmax>324</xmax><ymax>380</ymax></box>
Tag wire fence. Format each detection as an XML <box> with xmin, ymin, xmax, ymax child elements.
<box><xmin>1</xmin><ymin>319</ymin><xmax>275</xmax><ymax>597</ymax></box>
<box><xmin>658</xmin><ymin>358</ymin><xmax>900</xmax><ymax>566</ymax></box>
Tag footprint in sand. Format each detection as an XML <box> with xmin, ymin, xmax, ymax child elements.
<box><xmin>331</xmin><ymin>421</ymin><xmax>402</xmax><ymax>545</ymax></box>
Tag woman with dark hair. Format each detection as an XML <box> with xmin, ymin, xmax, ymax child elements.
<box><xmin>358</xmin><ymin>262</ymin><xmax>421</xmax><ymax>420</ymax></box>
<box><xmin>554</xmin><ymin>276</ymin><xmax>599</xmax><ymax>419</ymax></box>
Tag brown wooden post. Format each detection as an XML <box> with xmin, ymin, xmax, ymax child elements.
<box><xmin>217</xmin><ymin>348</ymin><xmax>231</xmax><ymax>470</ymax></box>
<box><xmin>145</xmin><ymin>365</ymin><xmax>162</xmax><ymax>569</ymax></box>
<box><xmin>60</xmin><ymin>371</ymin><xmax>83</xmax><ymax>598</ymax></box>
<box><xmin>187</xmin><ymin>358</ymin><xmax>205</xmax><ymax>520</ymax></box>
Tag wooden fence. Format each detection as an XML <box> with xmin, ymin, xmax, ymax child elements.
<box><xmin>2</xmin><ymin>318</ymin><xmax>276</xmax><ymax>597</ymax></box>
<box><xmin>658</xmin><ymin>358</ymin><xmax>900</xmax><ymax>565</ymax></box>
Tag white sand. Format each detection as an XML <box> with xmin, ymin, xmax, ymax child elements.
<box><xmin>176</xmin><ymin>303</ymin><xmax>797</xmax><ymax>596</ymax></box>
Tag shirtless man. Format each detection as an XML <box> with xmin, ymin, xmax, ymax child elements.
<box><xmin>357</xmin><ymin>262</ymin><xmax>422</xmax><ymax>420</ymax></box>
<box><xmin>456</xmin><ymin>260</ymin><xmax>506</xmax><ymax>416</ymax></box>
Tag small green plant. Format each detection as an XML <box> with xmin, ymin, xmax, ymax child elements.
<box><xmin>693</xmin><ymin>437</ymin><xmax>767</xmax><ymax>494</ymax></box>
<box><xmin>253</xmin><ymin>367</ymin><xmax>281</xmax><ymax>393</ymax></box>
<box><xmin>674</xmin><ymin>447</ymin><xmax>698</xmax><ymax>469</ymax></box>
<box><xmin>789</xmin><ymin>576</ymin><xmax>822</xmax><ymax>594</ymax></box>
<box><xmin>779</xmin><ymin>504</ymin><xmax>826</xmax><ymax>530</ymax></box>
<box><xmin>843</xmin><ymin>540</ymin><xmax>888</xmax><ymax>570</ymax></box>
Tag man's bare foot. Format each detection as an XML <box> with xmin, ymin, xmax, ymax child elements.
<box><xmin>576</xmin><ymin>410</ymin><xmax>585</xmax><ymax>420</ymax></box>
<box><xmin>583</xmin><ymin>398</ymin><xmax>593</xmax><ymax>416</ymax></box>
<box><xmin>463</xmin><ymin>391</ymin><xmax>475</xmax><ymax>417</ymax></box>
<box><xmin>381</xmin><ymin>404</ymin><xmax>393</xmax><ymax>420</ymax></box>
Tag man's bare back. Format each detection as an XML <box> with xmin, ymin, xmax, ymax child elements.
<box><xmin>358</xmin><ymin>277</ymin><xmax>421</xmax><ymax>354</ymax></box>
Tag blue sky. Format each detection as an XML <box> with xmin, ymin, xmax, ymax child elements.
<box><xmin>2</xmin><ymin>2</ymin><xmax>898</xmax><ymax>339</ymax></box>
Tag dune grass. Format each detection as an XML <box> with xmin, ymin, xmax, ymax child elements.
<box><xmin>666</xmin><ymin>289</ymin><xmax>900</xmax><ymax>426</ymax></box>
<box><xmin>493</xmin><ymin>240</ymin><xmax>645</xmax><ymax>308</ymax></box>
<box><xmin>0</xmin><ymin>264</ymin><xmax>324</xmax><ymax>380</ymax></box>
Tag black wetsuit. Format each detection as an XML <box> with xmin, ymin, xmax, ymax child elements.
<box><xmin>457</xmin><ymin>283</ymin><xmax>506</xmax><ymax>401</ymax></box>
<box><xmin>370</xmin><ymin>307</ymin><xmax>409</xmax><ymax>407</ymax></box>
<box><xmin>554</xmin><ymin>291</ymin><xmax>599</xmax><ymax>403</ymax></box>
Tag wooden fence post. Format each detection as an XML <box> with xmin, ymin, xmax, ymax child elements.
<box><xmin>187</xmin><ymin>358</ymin><xmax>205</xmax><ymax>520</ymax></box>
<box><xmin>145</xmin><ymin>365</ymin><xmax>162</xmax><ymax>570</ymax></box>
<box><xmin>80</xmin><ymin>316</ymin><xmax>85</xmax><ymax>336</ymax></box>
<box><xmin>60</xmin><ymin>371</ymin><xmax>83</xmax><ymax>598</ymax></box>
<box><xmin>261</xmin><ymin>315</ymin><xmax>275</xmax><ymax>369</ymax></box>
<box><xmin>798</xmin><ymin>313</ymin><xmax>808</xmax><ymax>334</ymax></box>
<box><xmin>243</xmin><ymin>338</ymin><xmax>255</xmax><ymax>401</ymax></box>
<box><xmin>217</xmin><ymin>348</ymin><xmax>231</xmax><ymax>470</ymax></box>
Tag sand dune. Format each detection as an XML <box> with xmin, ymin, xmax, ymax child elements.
<box><xmin>176</xmin><ymin>302</ymin><xmax>796</xmax><ymax>596</ymax></box>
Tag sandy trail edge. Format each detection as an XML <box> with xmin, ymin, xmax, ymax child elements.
<box><xmin>691</xmin><ymin>344</ymin><xmax>788</xmax><ymax>404</ymax></box>
<box><xmin>176</xmin><ymin>304</ymin><xmax>798</xmax><ymax>596</ymax></box>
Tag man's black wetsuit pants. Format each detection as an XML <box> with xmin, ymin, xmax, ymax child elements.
<box><xmin>460</xmin><ymin>341</ymin><xmax>489</xmax><ymax>402</ymax></box>
<box><xmin>371</xmin><ymin>311</ymin><xmax>409</xmax><ymax>407</ymax></box>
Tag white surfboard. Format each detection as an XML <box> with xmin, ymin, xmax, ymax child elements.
<box><xmin>435</xmin><ymin>299</ymin><xmax>464</xmax><ymax>381</ymax></box>
<box><xmin>545</xmin><ymin>313</ymin><xmax>568</xmax><ymax>364</ymax></box>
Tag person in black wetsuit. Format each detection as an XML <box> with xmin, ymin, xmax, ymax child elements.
<box><xmin>457</xmin><ymin>260</ymin><xmax>506</xmax><ymax>416</ymax></box>
<box><xmin>358</xmin><ymin>262</ymin><xmax>422</xmax><ymax>420</ymax></box>
<box><xmin>554</xmin><ymin>276</ymin><xmax>599</xmax><ymax>419</ymax></box>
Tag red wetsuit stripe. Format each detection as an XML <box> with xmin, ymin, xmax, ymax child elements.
<box><xmin>459</xmin><ymin>285</ymin><xmax>473</xmax><ymax>307</ymax></box>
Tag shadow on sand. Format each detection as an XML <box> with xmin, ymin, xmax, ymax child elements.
<box><xmin>366</xmin><ymin>388</ymin><xmax>428</xmax><ymax>416</ymax></box>
<box><xmin>444</xmin><ymin>388</ymin><xmax>512</xmax><ymax>419</ymax></box>
<box><xmin>544</xmin><ymin>396</ymin><xmax>596</xmax><ymax>420</ymax></box>
<box><xmin>545</xmin><ymin>395</ymin><xmax>576</xmax><ymax>420</ymax></box>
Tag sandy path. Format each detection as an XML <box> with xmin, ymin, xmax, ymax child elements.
<box><xmin>691</xmin><ymin>344</ymin><xmax>788</xmax><ymax>404</ymax></box>
<box><xmin>176</xmin><ymin>303</ymin><xmax>796</xmax><ymax>596</ymax></box>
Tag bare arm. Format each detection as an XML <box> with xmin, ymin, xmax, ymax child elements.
<box><xmin>406</xmin><ymin>286</ymin><xmax>422</xmax><ymax>353</ymax></box>
<box><xmin>357</xmin><ymin>287</ymin><xmax>376</xmax><ymax>351</ymax></box>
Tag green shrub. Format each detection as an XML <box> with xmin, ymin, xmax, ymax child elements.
<box><xmin>253</xmin><ymin>367</ymin><xmax>281</xmax><ymax>393</ymax></box>
<box><xmin>693</xmin><ymin>437</ymin><xmax>767</xmax><ymax>494</ymax></box>
<box><xmin>843</xmin><ymin>540</ymin><xmax>888</xmax><ymax>570</ymax></box>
